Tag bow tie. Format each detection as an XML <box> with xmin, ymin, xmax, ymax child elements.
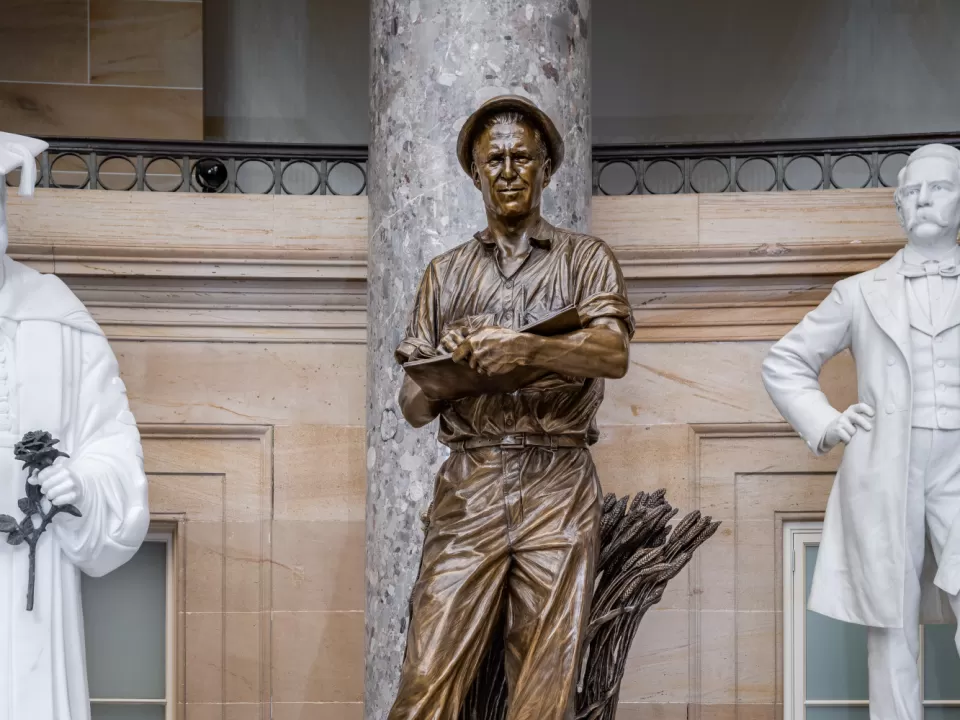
<box><xmin>899</xmin><ymin>259</ymin><xmax>960</xmax><ymax>278</ymax></box>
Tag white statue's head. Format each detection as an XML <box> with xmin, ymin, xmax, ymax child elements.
<box><xmin>0</xmin><ymin>132</ymin><xmax>48</xmax><ymax>257</ymax></box>
<box><xmin>895</xmin><ymin>143</ymin><xmax>960</xmax><ymax>254</ymax></box>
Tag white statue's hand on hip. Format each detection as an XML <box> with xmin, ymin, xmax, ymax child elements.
<box><xmin>822</xmin><ymin>403</ymin><xmax>875</xmax><ymax>452</ymax></box>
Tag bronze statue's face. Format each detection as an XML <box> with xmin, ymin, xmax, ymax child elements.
<box><xmin>471</xmin><ymin>119</ymin><xmax>551</xmax><ymax>219</ymax></box>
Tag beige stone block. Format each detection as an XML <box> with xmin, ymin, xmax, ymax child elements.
<box><xmin>602</xmin><ymin>343</ymin><xmax>777</xmax><ymax>426</ymax></box>
<box><xmin>8</xmin><ymin>191</ymin><xmax>367</xmax><ymax>255</ymax></box>
<box><xmin>272</xmin><ymin>704</ymin><xmax>364</xmax><ymax>720</ymax></box>
<box><xmin>0</xmin><ymin>0</ymin><xmax>88</xmax><ymax>83</ymax></box>
<box><xmin>271</xmin><ymin>611</ymin><xmax>364</xmax><ymax>702</ymax></box>
<box><xmin>273</xmin><ymin>196</ymin><xmax>368</xmax><ymax>253</ymax></box>
<box><xmin>600</xmin><ymin>343</ymin><xmax>856</xmax><ymax>427</ymax></box>
<box><xmin>699</xmin><ymin>610</ymin><xmax>736</xmax><ymax>704</ymax></box>
<box><xmin>699</xmin><ymin>704</ymin><xmax>776</xmax><ymax>720</ymax></box>
<box><xmin>91</xmin><ymin>0</ymin><xmax>202</xmax><ymax>87</ymax></box>
<box><xmin>614</xmin><ymin>703</ymin><xmax>688</xmax><ymax>720</ymax></box>
<box><xmin>620</xmin><ymin>608</ymin><xmax>689</xmax><ymax>703</ymax></box>
<box><xmin>0</xmin><ymin>82</ymin><xmax>202</xmax><ymax>140</ymax></box>
<box><xmin>225</xmin><ymin>522</ymin><xmax>269</xmax><ymax>613</ymax></box>
<box><xmin>184</xmin><ymin>521</ymin><xmax>266</xmax><ymax>613</ymax></box>
<box><xmin>224</xmin><ymin>613</ymin><xmax>263</xmax><ymax>704</ymax></box>
<box><xmin>185</xmin><ymin>612</ymin><xmax>223</xmax><ymax>703</ymax></box>
<box><xmin>735</xmin><ymin>472</ymin><xmax>835</xmax><ymax>522</ymax></box>
<box><xmin>592</xmin><ymin>195</ymin><xmax>699</xmax><ymax>248</ymax></box>
<box><xmin>272</xmin><ymin>520</ymin><xmax>365</xmax><ymax>612</ymax></box>
<box><xmin>148</xmin><ymin>472</ymin><xmax>223</xmax><ymax>521</ymax></box>
<box><xmin>117</xmin><ymin>342</ymin><xmax>366</xmax><ymax>427</ymax></box>
<box><xmin>736</xmin><ymin>611</ymin><xmax>777</xmax><ymax>704</ymax></box>
<box><xmin>225</xmin><ymin>706</ymin><xmax>267</xmax><ymax>720</ymax></box>
<box><xmin>185</xmin><ymin>521</ymin><xmax>224</xmax><ymax>613</ymax></box>
<box><xmin>699</xmin><ymin>524</ymin><xmax>735</xmax><ymax>611</ymax></box>
<box><xmin>274</xmin><ymin>425</ymin><xmax>366</xmax><ymax>521</ymax></box>
<box><xmin>698</xmin><ymin>190</ymin><xmax>902</xmax><ymax>248</ymax></box>
<box><xmin>593</xmin><ymin>424</ymin><xmax>690</xmax><ymax>506</ymax></box>
<box><xmin>735</xmin><ymin>520</ymin><xmax>776</xmax><ymax>612</ymax></box>
<box><xmin>185</xmin><ymin>705</ymin><xmax>264</xmax><ymax>720</ymax></box>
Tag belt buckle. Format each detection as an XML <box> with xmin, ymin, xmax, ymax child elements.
<box><xmin>500</xmin><ymin>433</ymin><xmax>524</xmax><ymax>447</ymax></box>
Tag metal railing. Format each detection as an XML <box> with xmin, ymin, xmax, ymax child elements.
<box><xmin>10</xmin><ymin>133</ymin><xmax>959</xmax><ymax>197</ymax></box>
<box><xmin>592</xmin><ymin>132</ymin><xmax>960</xmax><ymax>195</ymax></box>
<box><xmin>17</xmin><ymin>138</ymin><xmax>368</xmax><ymax>196</ymax></box>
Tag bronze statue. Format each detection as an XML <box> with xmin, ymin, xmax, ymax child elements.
<box><xmin>391</xmin><ymin>95</ymin><xmax>635</xmax><ymax>720</ymax></box>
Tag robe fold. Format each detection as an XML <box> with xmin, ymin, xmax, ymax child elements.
<box><xmin>0</xmin><ymin>256</ymin><xmax>149</xmax><ymax>720</ymax></box>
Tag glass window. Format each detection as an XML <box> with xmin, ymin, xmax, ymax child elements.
<box><xmin>82</xmin><ymin>531</ymin><xmax>174</xmax><ymax>719</ymax></box>
<box><xmin>785</xmin><ymin>523</ymin><xmax>960</xmax><ymax>719</ymax></box>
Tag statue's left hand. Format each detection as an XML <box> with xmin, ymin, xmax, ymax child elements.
<box><xmin>451</xmin><ymin>326</ymin><xmax>529</xmax><ymax>375</ymax></box>
<box><xmin>31</xmin><ymin>459</ymin><xmax>85</xmax><ymax>508</ymax></box>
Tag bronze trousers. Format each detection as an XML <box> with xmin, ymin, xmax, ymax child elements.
<box><xmin>388</xmin><ymin>445</ymin><xmax>602</xmax><ymax>720</ymax></box>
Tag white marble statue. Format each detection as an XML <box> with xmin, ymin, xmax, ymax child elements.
<box><xmin>0</xmin><ymin>132</ymin><xmax>149</xmax><ymax>719</ymax></box>
<box><xmin>763</xmin><ymin>143</ymin><xmax>960</xmax><ymax>720</ymax></box>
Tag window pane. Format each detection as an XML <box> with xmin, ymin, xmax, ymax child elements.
<box><xmin>91</xmin><ymin>704</ymin><xmax>165</xmax><ymax>720</ymax></box>
<box><xmin>806</xmin><ymin>707</ymin><xmax>870</xmax><ymax>720</ymax></box>
<box><xmin>82</xmin><ymin>541</ymin><xmax>167</xmax><ymax>700</ymax></box>
<box><xmin>925</xmin><ymin>708</ymin><xmax>960</xmax><ymax>720</ymax></box>
<box><xmin>805</xmin><ymin>545</ymin><xmax>869</xmax><ymax>701</ymax></box>
<box><xmin>925</xmin><ymin>624</ymin><xmax>960</xmax><ymax>701</ymax></box>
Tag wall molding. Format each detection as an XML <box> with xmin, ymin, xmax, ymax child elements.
<box><xmin>141</xmin><ymin>423</ymin><xmax>275</xmax><ymax>712</ymax></box>
<box><xmin>7</xmin><ymin>189</ymin><xmax>905</xmax><ymax>342</ymax></box>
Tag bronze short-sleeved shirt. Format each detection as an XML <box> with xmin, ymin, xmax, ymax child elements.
<box><xmin>395</xmin><ymin>219</ymin><xmax>635</xmax><ymax>447</ymax></box>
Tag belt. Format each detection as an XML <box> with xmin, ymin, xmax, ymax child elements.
<box><xmin>447</xmin><ymin>433</ymin><xmax>587</xmax><ymax>452</ymax></box>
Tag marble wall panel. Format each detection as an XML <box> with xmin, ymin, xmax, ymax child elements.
<box><xmin>0</xmin><ymin>0</ymin><xmax>202</xmax><ymax>138</ymax></box>
<box><xmin>90</xmin><ymin>0</ymin><xmax>203</xmax><ymax>88</ymax></box>
<box><xmin>0</xmin><ymin>82</ymin><xmax>203</xmax><ymax>139</ymax></box>
<box><xmin>0</xmin><ymin>0</ymin><xmax>88</xmax><ymax>83</ymax></box>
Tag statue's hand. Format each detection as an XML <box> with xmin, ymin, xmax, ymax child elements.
<box><xmin>439</xmin><ymin>327</ymin><xmax>467</xmax><ymax>354</ymax></box>
<box><xmin>451</xmin><ymin>326</ymin><xmax>528</xmax><ymax>375</ymax></box>
<box><xmin>438</xmin><ymin>314</ymin><xmax>496</xmax><ymax>354</ymax></box>
<box><xmin>821</xmin><ymin>403</ymin><xmax>875</xmax><ymax>452</ymax></box>
<box><xmin>31</xmin><ymin>458</ymin><xmax>85</xmax><ymax>509</ymax></box>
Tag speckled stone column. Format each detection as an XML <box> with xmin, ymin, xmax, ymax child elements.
<box><xmin>365</xmin><ymin>1</ymin><xmax>591</xmax><ymax>715</ymax></box>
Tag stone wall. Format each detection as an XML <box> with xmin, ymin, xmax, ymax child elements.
<box><xmin>6</xmin><ymin>187</ymin><xmax>898</xmax><ymax>718</ymax></box>
<box><xmin>0</xmin><ymin>0</ymin><xmax>202</xmax><ymax>140</ymax></box>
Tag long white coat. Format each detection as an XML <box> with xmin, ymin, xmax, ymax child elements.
<box><xmin>763</xmin><ymin>249</ymin><xmax>959</xmax><ymax>628</ymax></box>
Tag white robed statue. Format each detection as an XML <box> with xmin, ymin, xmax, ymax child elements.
<box><xmin>0</xmin><ymin>132</ymin><xmax>149</xmax><ymax>719</ymax></box>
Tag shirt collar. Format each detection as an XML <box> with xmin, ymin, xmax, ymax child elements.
<box><xmin>474</xmin><ymin>218</ymin><xmax>557</xmax><ymax>250</ymax></box>
<box><xmin>902</xmin><ymin>243</ymin><xmax>960</xmax><ymax>268</ymax></box>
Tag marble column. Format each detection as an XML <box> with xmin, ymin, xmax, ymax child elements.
<box><xmin>365</xmin><ymin>1</ymin><xmax>591</xmax><ymax>715</ymax></box>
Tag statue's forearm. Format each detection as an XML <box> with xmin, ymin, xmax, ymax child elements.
<box><xmin>522</xmin><ymin>322</ymin><xmax>629</xmax><ymax>379</ymax></box>
<box><xmin>398</xmin><ymin>374</ymin><xmax>445</xmax><ymax>427</ymax></box>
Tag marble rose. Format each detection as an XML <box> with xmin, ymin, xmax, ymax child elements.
<box><xmin>0</xmin><ymin>131</ymin><xmax>150</xmax><ymax>720</ymax></box>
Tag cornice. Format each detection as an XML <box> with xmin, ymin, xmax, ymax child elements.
<box><xmin>6</xmin><ymin>189</ymin><xmax>902</xmax><ymax>342</ymax></box>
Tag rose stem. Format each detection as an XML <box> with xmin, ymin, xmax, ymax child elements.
<box><xmin>26</xmin><ymin>540</ymin><xmax>36</xmax><ymax>611</ymax></box>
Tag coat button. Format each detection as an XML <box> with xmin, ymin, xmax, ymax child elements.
<box><xmin>887</xmin><ymin>357</ymin><xmax>896</xmax><ymax>366</ymax></box>
<box><xmin>886</xmin><ymin>403</ymin><xmax>896</xmax><ymax>414</ymax></box>
<box><xmin>939</xmin><ymin>360</ymin><xmax>947</xmax><ymax>368</ymax></box>
<box><xmin>937</xmin><ymin>336</ymin><xmax>945</xmax><ymax>344</ymax></box>
<box><xmin>939</xmin><ymin>384</ymin><xmax>947</xmax><ymax>392</ymax></box>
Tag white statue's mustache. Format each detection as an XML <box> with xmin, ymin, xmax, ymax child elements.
<box><xmin>909</xmin><ymin>209</ymin><xmax>949</xmax><ymax>230</ymax></box>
